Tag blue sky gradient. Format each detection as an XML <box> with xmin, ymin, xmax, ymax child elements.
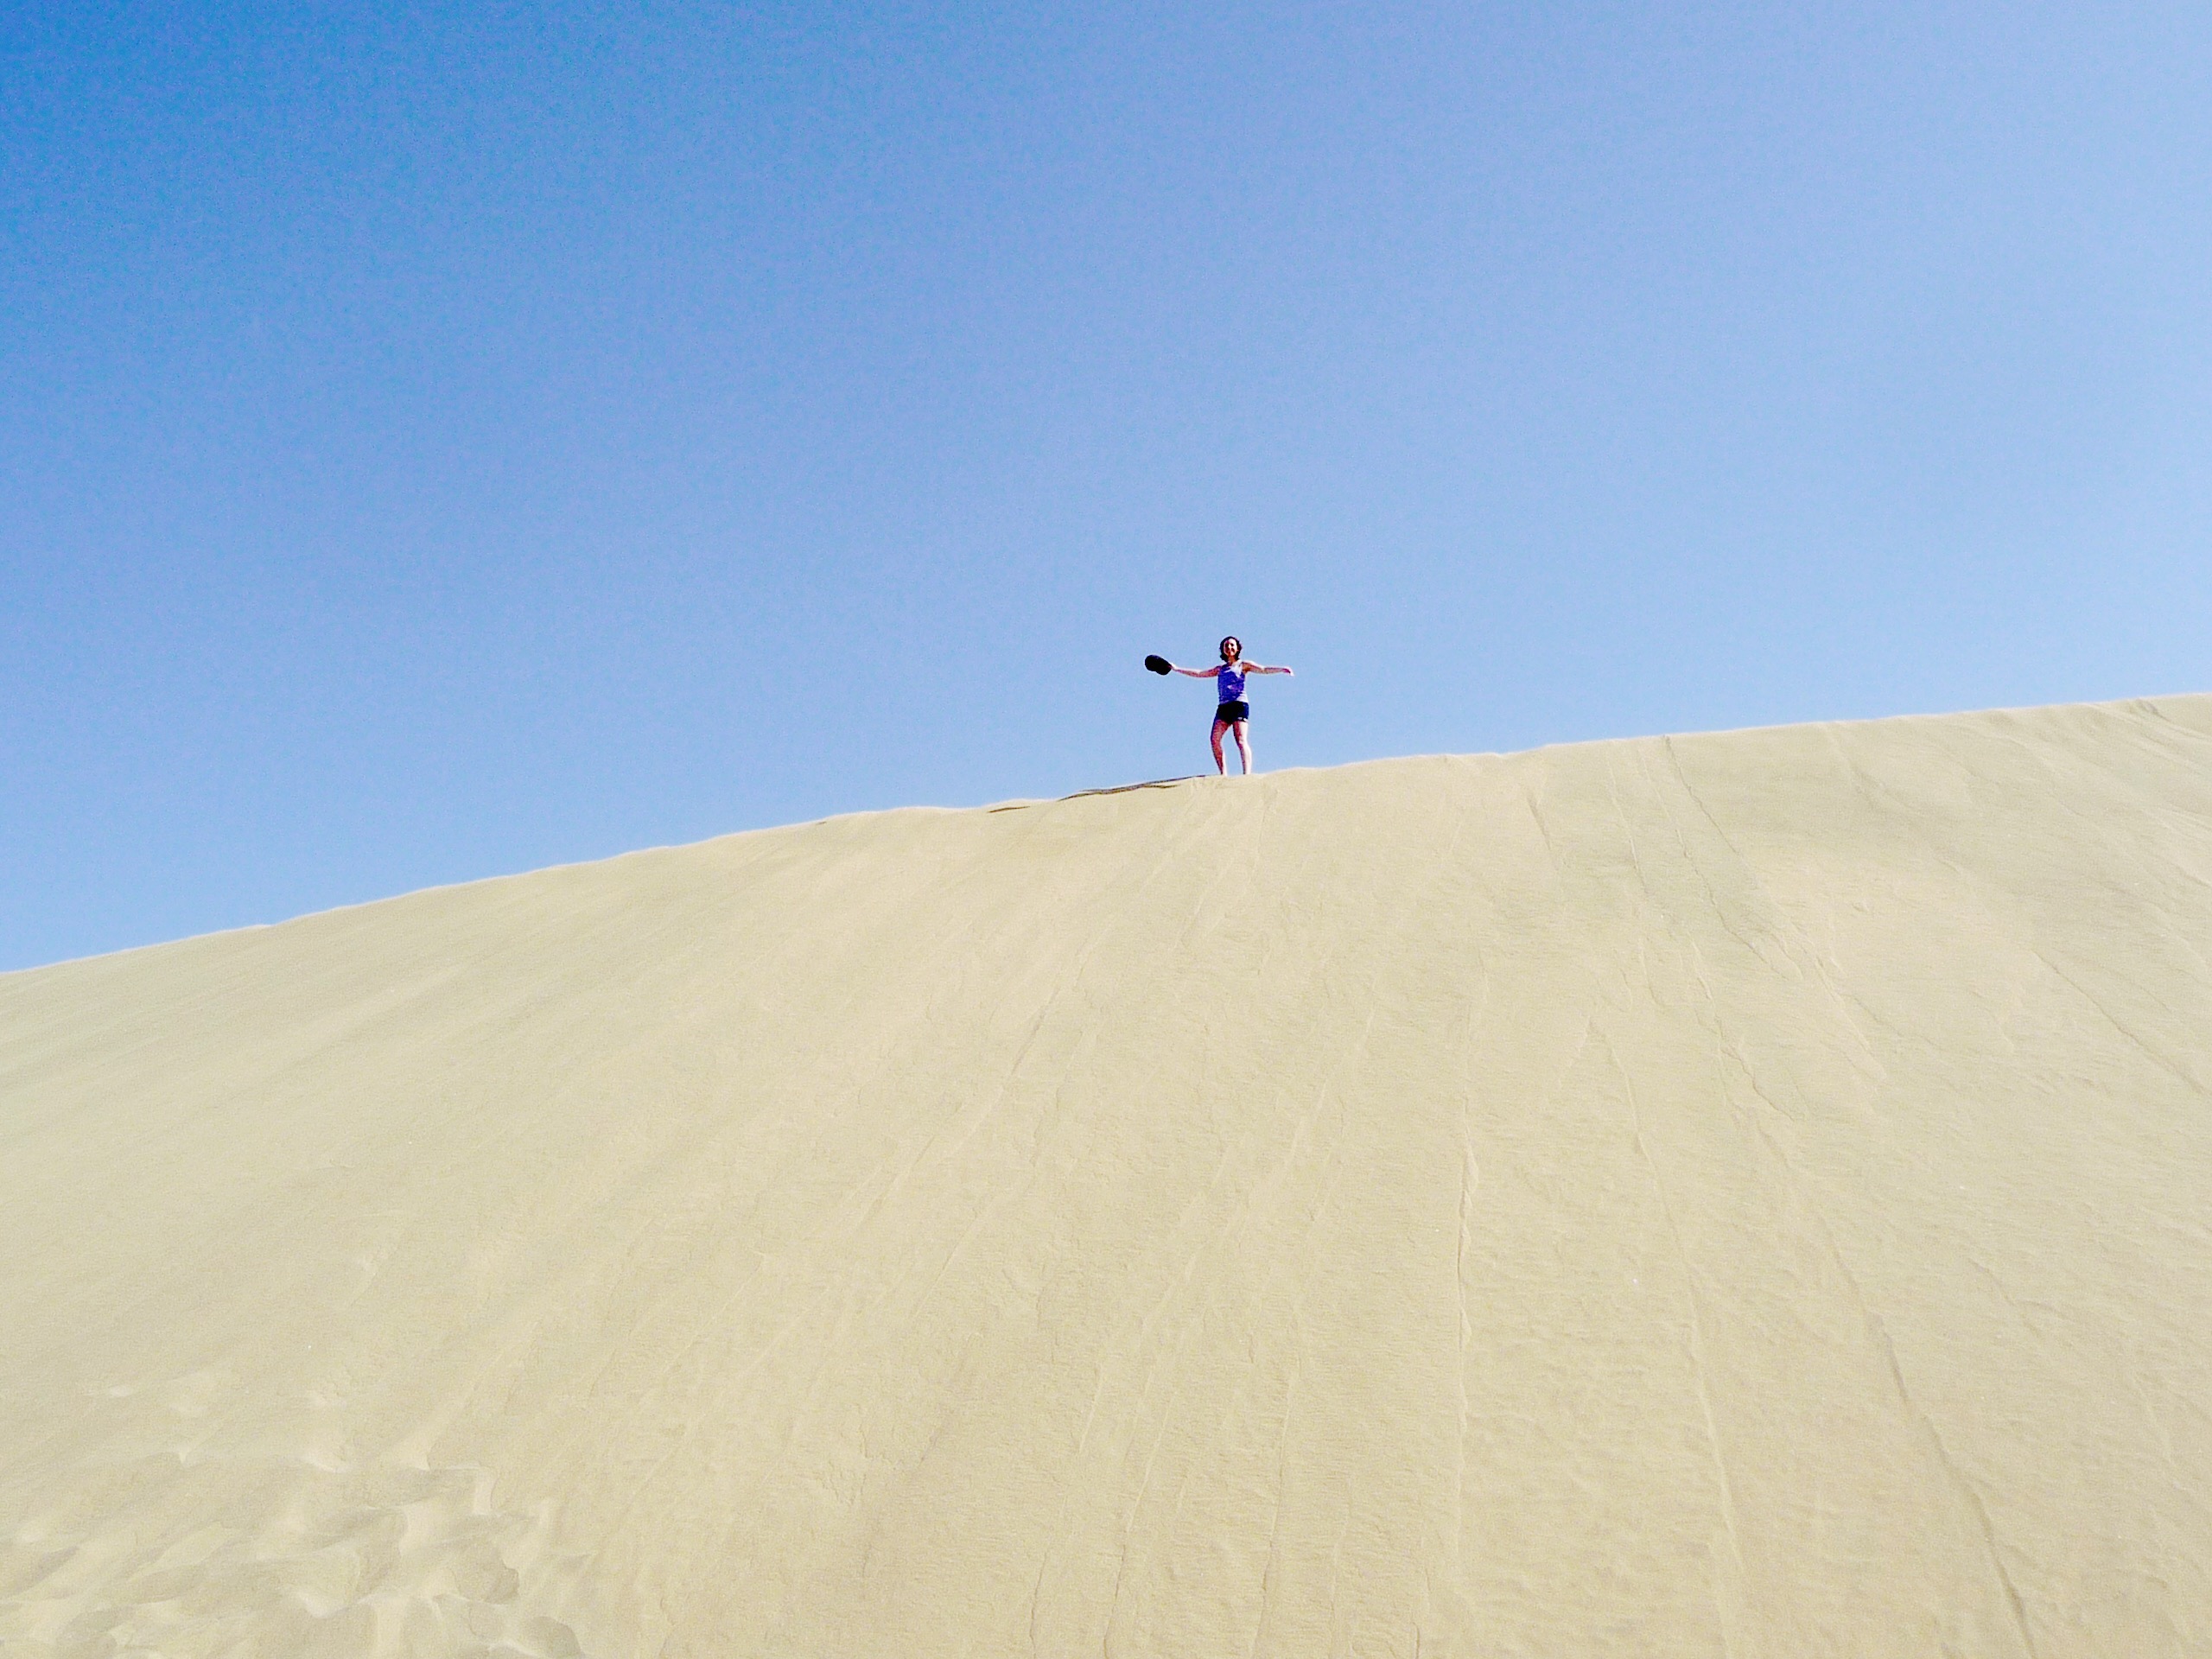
<box><xmin>6</xmin><ymin>2</ymin><xmax>2211</xmax><ymax>969</ymax></box>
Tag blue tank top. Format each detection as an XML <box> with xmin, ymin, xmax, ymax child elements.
<box><xmin>1217</xmin><ymin>663</ymin><xmax>1247</xmax><ymax>702</ymax></box>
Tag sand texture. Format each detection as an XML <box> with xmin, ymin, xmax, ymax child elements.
<box><xmin>8</xmin><ymin>696</ymin><xmax>2212</xmax><ymax>1656</ymax></box>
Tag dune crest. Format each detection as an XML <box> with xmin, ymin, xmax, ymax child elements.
<box><xmin>8</xmin><ymin>696</ymin><xmax>2212</xmax><ymax>1656</ymax></box>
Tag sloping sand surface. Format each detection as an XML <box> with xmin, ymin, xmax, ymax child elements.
<box><xmin>9</xmin><ymin>696</ymin><xmax>2212</xmax><ymax>1656</ymax></box>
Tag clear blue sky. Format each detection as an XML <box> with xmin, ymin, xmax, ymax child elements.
<box><xmin>6</xmin><ymin>2</ymin><xmax>2209</xmax><ymax>970</ymax></box>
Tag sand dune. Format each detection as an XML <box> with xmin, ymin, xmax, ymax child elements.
<box><xmin>8</xmin><ymin>696</ymin><xmax>2212</xmax><ymax>1656</ymax></box>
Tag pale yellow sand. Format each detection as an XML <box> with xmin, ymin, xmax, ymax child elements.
<box><xmin>8</xmin><ymin>696</ymin><xmax>2212</xmax><ymax>1657</ymax></box>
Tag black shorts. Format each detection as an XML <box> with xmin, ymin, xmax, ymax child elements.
<box><xmin>1214</xmin><ymin>701</ymin><xmax>1250</xmax><ymax>724</ymax></box>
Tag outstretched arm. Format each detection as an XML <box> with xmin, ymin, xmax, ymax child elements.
<box><xmin>1246</xmin><ymin>663</ymin><xmax>1294</xmax><ymax>676</ymax></box>
<box><xmin>1170</xmin><ymin>664</ymin><xmax>1222</xmax><ymax>678</ymax></box>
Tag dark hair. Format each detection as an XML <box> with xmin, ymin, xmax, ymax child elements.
<box><xmin>1218</xmin><ymin>636</ymin><xmax>1242</xmax><ymax>659</ymax></box>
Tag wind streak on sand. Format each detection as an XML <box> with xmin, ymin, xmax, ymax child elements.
<box><xmin>9</xmin><ymin>696</ymin><xmax>2212</xmax><ymax>1656</ymax></box>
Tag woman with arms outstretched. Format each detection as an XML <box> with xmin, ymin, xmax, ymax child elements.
<box><xmin>1165</xmin><ymin>636</ymin><xmax>1292</xmax><ymax>775</ymax></box>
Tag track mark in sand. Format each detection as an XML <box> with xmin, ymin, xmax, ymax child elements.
<box><xmin>1448</xmin><ymin>1135</ymin><xmax>1478</xmax><ymax>1605</ymax></box>
<box><xmin>2029</xmin><ymin>948</ymin><xmax>2212</xmax><ymax>1099</ymax></box>
<box><xmin>1606</xmin><ymin>1035</ymin><xmax>1747</xmax><ymax>1659</ymax></box>
<box><xmin>1241</xmin><ymin>1347</ymin><xmax>1302</xmax><ymax>1659</ymax></box>
<box><xmin>1858</xmin><ymin>1306</ymin><xmax>2044</xmax><ymax>1659</ymax></box>
<box><xmin>1715</xmin><ymin>1032</ymin><xmax>2044</xmax><ymax>1659</ymax></box>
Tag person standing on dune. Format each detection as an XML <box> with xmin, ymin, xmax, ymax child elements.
<box><xmin>1158</xmin><ymin>636</ymin><xmax>1292</xmax><ymax>775</ymax></box>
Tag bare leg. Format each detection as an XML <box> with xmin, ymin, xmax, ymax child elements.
<box><xmin>1232</xmin><ymin>720</ymin><xmax>1254</xmax><ymax>774</ymax></box>
<box><xmin>1211</xmin><ymin>719</ymin><xmax>1229</xmax><ymax>774</ymax></box>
